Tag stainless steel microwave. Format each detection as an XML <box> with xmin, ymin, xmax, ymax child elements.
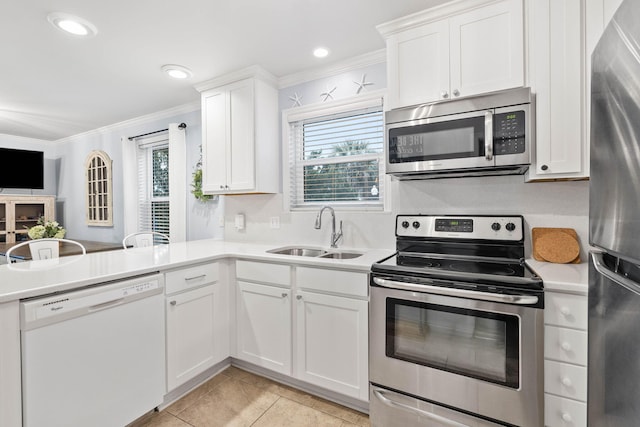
<box><xmin>385</xmin><ymin>87</ymin><xmax>533</xmax><ymax>179</ymax></box>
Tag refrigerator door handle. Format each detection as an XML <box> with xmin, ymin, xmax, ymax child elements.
<box><xmin>591</xmin><ymin>252</ymin><xmax>640</xmax><ymax>295</ymax></box>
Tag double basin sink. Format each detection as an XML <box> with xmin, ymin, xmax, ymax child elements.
<box><xmin>267</xmin><ymin>246</ymin><xmax>363</xmax><ymax>260</ymax></box>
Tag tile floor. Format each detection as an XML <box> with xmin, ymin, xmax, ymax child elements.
<box><xmin>136</xmin><ymin>366</ymin><xmax>370</xmax><ymax>427</ymax></box>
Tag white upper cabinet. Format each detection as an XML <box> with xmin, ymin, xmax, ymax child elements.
<box><xmin>526</xmin><ymin>0</ymin><xmax>622</xmax><ymax>180</ymax></box>
<box><xmin>379</xmin><ymin>0</ymin><xmax>524</xmax><ymax>109</ymax></box>
<box><xmin>195</xmin><ymin>66</ymin><xmax>279</xmax><ymax>194</ymax></box>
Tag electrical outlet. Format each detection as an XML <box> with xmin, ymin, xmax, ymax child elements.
<box><xmin>270</xmin><ymin>216</ymin><xmax>280</xmax><ymax>229</ymax></box>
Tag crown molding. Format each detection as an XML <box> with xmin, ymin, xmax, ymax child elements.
<box><xmin>56</xmin><ymin>101</ymin><xmax>200</xmax><ymax>144</ymax></box>
<box><xmin>193</xmin><ymin>65</ymin><xmax>278</xmax><ymax>92</ymax></box>
<box><xmin>277</xmin><ymin>49</ymin><xmax>386</xmax><ymax>89</ymax></box>
<box><xmin>376</xmin><ymin>0</ymin><xmax>499</xmax><ymax>37</ymax></box>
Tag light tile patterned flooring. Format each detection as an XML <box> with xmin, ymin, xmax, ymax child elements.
<box><xmin>137</xmin><ymin>366</ymin><xmax>370</xmax><ymax>427</ymax></box>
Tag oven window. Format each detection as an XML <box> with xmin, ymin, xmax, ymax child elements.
<box><xmin>388</xmin><ymin>116</ymin><xmax>485</xmax><ymax>163</ymax></box>
<box><xmin>385</xmin><ymin>298</ymin><xmax>519</xmax><ymax>388</ymax></box>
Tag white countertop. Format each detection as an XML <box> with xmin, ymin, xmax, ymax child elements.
<box><xmin>0</xmin><ymin>238</ymin><xmax>590</xmax><ymax>303</ymax></box>
<box><xmin>527</xmin><ymin>258</ymin><xmax>589</xmax><ymax>295</ymax></box>
<box><xmin>0</xmin><ymin>239</ymin><xmax>394</xmax><ymax>303</ymax></box>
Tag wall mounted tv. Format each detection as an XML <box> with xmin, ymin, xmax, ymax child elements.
<box><xmin>0</xmin><ymin>148</ymin><xmax>44</xmax><ymax>189</ymax></box>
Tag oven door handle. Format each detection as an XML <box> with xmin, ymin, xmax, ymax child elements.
<box><xmin>373</xmin><ymin>277</ymin><xmax>538</xmax><ymax>305</ymax></box>
<box><xmin>372</xmin><ymin>388</ymin><xmax>469</xmax><ymax>427</ymax></box>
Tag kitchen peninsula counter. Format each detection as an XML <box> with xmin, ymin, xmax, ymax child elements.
<box><xmin>0</xmin><ymin>239</ymin><xmax>393</xmax><ymax>303</ymax></box>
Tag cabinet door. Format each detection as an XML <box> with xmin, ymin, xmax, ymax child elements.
<box><xmin>166</xmin><ymin>285</ymin><xmax>217</xmax><ymax>391</ymax></box>
<box><xmin>0</xmin><ymin>201</ymin><xmax>7</xmax><ymax>243</ymax></box>
<box><xmin>295</xmin><ymin>290</ymin><xmax>368</xmax><ymax>400</ymax></box>
<box><xmin>449</xmin><ymin>0</ymin><xmax>524</xmax><ymax>99</ymax></box>
<box><xmin>529</xmin><ymin>0</ymin><xmax>585</xmax><ymax>178</ymax></box>
<box><xmin>387</xmin><ymin>19</ymin><xmax>450</xmax><ymax>108</ymax></box>
<box><xmin>236</xmin><ymin>281</ymin><xmax>291</xmax><ymax>375</ymax></box>
<box><xmin>227</xmin><ymin>80</ymin><xmax>255</xmax><ymax>192</ymax></box>
<box><xmin>201</xmin><ymin>89</ymin><xmax>228</xmax><ymax>193</ymax></box>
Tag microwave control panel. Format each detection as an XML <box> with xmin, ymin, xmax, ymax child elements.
<box><xmin>494</xmin><ymin>110</ymin><xmax>525</xmax><ymax>155</ymax></box>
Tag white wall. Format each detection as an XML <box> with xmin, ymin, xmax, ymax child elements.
<box><xmin>0</xmin><ymin>108</ymin><xmax>225</xmax><ymax>244</ymax></box>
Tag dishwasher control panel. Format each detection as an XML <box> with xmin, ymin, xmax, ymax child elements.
<box><xmin>20</xmin><ymin>273</ymin><xmax>164</xmax><ymax>330</ymax></box>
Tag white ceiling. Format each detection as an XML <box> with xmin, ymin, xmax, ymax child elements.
<box><xmin>2</xmin><ymin>0</ymin><xmax>448</xmax><ymax>142</ymax></box>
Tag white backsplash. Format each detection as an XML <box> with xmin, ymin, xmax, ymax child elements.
<box><xmin>223</xmin><ymin>174</ymin><xmax>590</xmax><ymax>260</ymax></box>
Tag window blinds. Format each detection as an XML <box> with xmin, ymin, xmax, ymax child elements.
<box><xmin>136</xmin><ymin>141</ymin><xmax>170</xmax><ymax>238</ymax></box>
<box><xmin>288</xmin><ymin>105</ymin><xmax>384</xmax><ymax>209</ymax></box>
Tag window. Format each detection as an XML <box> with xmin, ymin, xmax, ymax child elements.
<box><xmin>286</xmin><ymin>94</ymin><xmax>385</xmax><ymax>210</ymax></box>
<box><xmin>137</xmin><ymin>140</ymin><xmax>170</xmax><ymax>238</ymax></box>
<box><xmin>85</xmin><ymin>150</ymin><xmax>113</xmax><ymax>226</ymax></box>
<box><xmin>122</xmin><ymin>123</ymin><xmax>186</xmax><ymax>242</ymax></box>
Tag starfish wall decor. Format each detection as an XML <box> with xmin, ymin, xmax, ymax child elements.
<box><xmin>354</xmin><ymin>74</ymin><xmax>374</xmax><ymax>94</ymax></box>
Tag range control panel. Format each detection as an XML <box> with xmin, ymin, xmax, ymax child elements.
<box><xmin>396</xmin><ymin>215</ymin><xmax>523</xmax><ymax>241</ymax></box>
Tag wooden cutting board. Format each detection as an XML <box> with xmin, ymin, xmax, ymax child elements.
<box><xmin>532</xmin><ymin>227</ymin><xmax>581</xmax><ymax>264</ymax></box>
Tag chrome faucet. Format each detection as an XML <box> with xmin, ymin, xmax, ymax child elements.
<box><xmin>314</xmin><ymin>206</ymin><xmax>343</xmax><ymax>248</ymax></box>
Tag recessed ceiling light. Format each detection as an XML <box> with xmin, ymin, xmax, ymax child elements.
<box><xmin>313</xmin><ymin>47</ymin><xmax>330</xmax><ymax>58</ymax></box>
<box><xmin>161</xmin><ymin>64</ymin><xmax>193</xmax><ymax>80</ymax></box>
<box><xmin>47</xmin><ymin>12</ymin><xmax>97</xmax><ymax>37</ymax></box>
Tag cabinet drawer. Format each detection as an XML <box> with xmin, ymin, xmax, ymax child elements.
<box><xmin>544</xmin><ymin>326</ymin><xmax>587</xmax><ymax>366</ymax></box>
<box><xmin>545</xmin><ymin>292</ymin><xmax>587</xmax><ymax>330</ymax></box>
<box><xmin>544</xmin><ymin>393</ymin><xmax>586</xmax><ymax>427</ymax></box>
<box><xmin>236</xmin><ymin>260</ymin><xmax>290</xmax><ymax>287</ymax></box>
<box><xmin>165</xmin><ymin>263</ymin><xmax>219</xmax><ymax>295</ymax></box>
<box><xmin>544</xmin><ymin>360</ymin><xmax>587</xmax><ymax>401</ymax></box>
<box><xmin>296</xmin><ymin>267</ymin><xmax>368</xmax><ymax>297</ymax></box>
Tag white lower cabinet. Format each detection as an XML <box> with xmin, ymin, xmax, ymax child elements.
<box><xmin>294</xmin><ymin>290</ymin><xmax>368</xmax><ymax>400</ymax></box>
<box><xmin>236</xmin><ymin>280</ymin><xmax>292</xmax><ymax>375</ymax></box>
<box><xmin>165</xmin><ymin>262</ymin><xmax>227</xmax><ymax>392</ymax></box>
<box><xmin>544</xmin><ymin>290</ymin><xmax>588</xmax><ymax>427</ymax></box>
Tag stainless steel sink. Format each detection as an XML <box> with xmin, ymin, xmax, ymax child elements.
<box><xmin>267</xmin><ymin>246</ymin><xmax>328</xmax><ymax>257</ymax></box>
<box><xmin>319</xmin><ymin>251</ymin><xmax>363</xmax><ymax>260</ymax></box>
<box><xmin>266</xmin><ymin>246</ymin><xmax>363</xmax><ymax>259</ymax></box>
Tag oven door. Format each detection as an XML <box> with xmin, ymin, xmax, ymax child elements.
<box><xmin>386</xmin><ymin>110</ymin><xmax>494</xmax><ymax>175</ymax></box>
<box><xmin>370</xmin><ymin>278</ymin><xmax>543</xmax><ymax>427</ymax></box>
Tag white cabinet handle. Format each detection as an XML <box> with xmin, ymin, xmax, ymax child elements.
<box><xmin>441</xmin><ymin>91</ymin><xmax>449</xmax><ymax>99</ymax></box>
<box><xmin>561</xmin><ymin>376</ymin><xmax>573</xmax><ymax>388</ymax></box>
<box><xmin>560</xmin><ymin>306</ymin><xmax>571</xmax><ymax>317</ymax></box>
<box><xmin>185</xmin><ymin>274</ymin><xmax>206</xmax><ymax>282</ymax></box>
<box><xmin>561</xmin><ymin>342</ymin><xmax>572</xmax><ymax>352</ymax></box>
<box><xmin>453</xmin><ymin>89</ymin><xmax>460</xmax><ymax>97</ymax></box>
<box><xmin>561</xmin><ymin>412</ymin><xmax>573</xmax><ymax>423</ymax></box>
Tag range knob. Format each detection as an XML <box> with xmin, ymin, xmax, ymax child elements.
<box><xmin>505</xmin><ymin>222</ymin><xmax>516</xmax><ymax>232</ymax></box>
<box><xmin>412</xmin><ymin>221</ymin><xmax>421</xmax><ymax>229</ymax></box>
<box><xmin>491</xmin><ymin>222</ymin><xmax>501</xmax><ymax>231</ymax></box>
<box><xmin>401</xmin><ymin>221</ymin><xmax>410</xmax><ymax>229</ymax></box>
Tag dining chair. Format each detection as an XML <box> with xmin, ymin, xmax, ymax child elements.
<box><xmin>122</xmin><ymin>231</ymin><xmax>170</xmax><ymax>249</ymax></box>
<box><xmin>5</xmin><ymin>238</ymin><xmax>87</xmax><ymax>263</ymax></box>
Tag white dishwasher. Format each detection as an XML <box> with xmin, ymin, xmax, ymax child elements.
<box><xmin>20</xmin><ymin>273</ymin><xmax>166</xmax><ymax>427</ymax></box>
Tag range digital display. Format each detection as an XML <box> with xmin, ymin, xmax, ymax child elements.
<box><xmin>435</xmin><ymin>218</ymin><xmax>473</xmax><ymax>233</ymax></box>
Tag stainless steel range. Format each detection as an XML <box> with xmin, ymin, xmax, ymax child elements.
<box><xmin>369</xmin><ymin>215</ymin><xmax>543</xmax><ymax>427</ymax></box>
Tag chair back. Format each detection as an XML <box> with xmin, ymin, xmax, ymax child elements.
<box><xmin>5</xmin><ymin>238</ymin><xmax>87</xmax><ymax>263</ymax></box>
<box><xmin>122</xmin><ymin>232</ymin><xmax>170</xmax><ymax>249</ymax></box>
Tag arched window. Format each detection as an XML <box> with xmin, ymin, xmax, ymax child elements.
<box><xmin>85</xmin><ymin>150</ymin><xmax>113</xmax><ymax>226</ymax></box>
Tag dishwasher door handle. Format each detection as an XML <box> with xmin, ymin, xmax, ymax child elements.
<box><xmin>89</xmin><ymin>297</ymin><xmax>125</xmax><ymax>312</ymax></box>
<box><xmin>373</xmin><ymin>277</ymin><xmax>538</xmax><ymax>305</ymax></box>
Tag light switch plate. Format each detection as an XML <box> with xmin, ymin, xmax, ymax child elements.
<box><xmin>270</xmin><ymin>216</ymin><xmax>280</xmax><ymax>229</ymax></box>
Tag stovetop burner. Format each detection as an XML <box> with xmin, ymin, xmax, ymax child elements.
<box><xmin>393</xmin><ymin>253</ymin><xmax>524</xmax><ymax>277</ymax></box>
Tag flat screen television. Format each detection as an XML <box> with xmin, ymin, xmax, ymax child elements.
<box><xmin>0</xmin><ymin>148</ymin><xmax>44</xmax><ymax>189</ymax></box>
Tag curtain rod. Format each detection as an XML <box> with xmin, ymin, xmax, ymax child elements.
<box><xmin>128</xmin><ymin>122</ymin><xmax>186</xmax><ymax>141</ymax></box>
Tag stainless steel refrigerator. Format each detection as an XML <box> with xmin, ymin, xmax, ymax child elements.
<box><xmin>589</xmin><ymin>0</ymin><xmax>640</xmax><ymax>425</ymax></box>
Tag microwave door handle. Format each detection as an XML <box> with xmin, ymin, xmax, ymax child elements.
<box><xmin>373</xmin><ymin>277</ymin><xmax>538</xmax><ymax>305</ymax></box>
<box><xmin>485</xmin><ymin>110</ymin><xmax>493</xmax><ymax>161</ymax></box>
